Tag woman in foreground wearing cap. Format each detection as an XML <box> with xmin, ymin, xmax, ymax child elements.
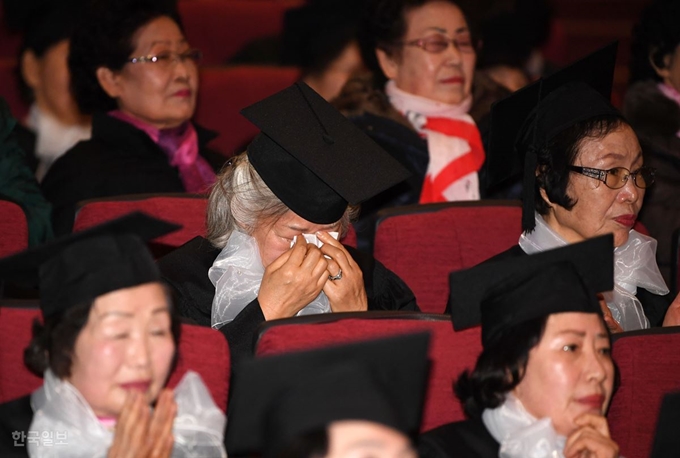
<box><xmin>0</xmin><ymin>214</ymin><xmax>226</xmax><ymax>457</ymax></box>
<box><xmin>226</xmin><ymin>333</ymin><xmax>429</xmax><ymax>458</ymax></box>
<box><xmin>160</xmin><ymin>82</ymin><xmax>419</xmax><ymax>362</ymax></box>
<box><xmin>420</xmin><ymin>236</ymin><xmax>619</xmax><ymax>458</ymax></box>
<box><xmin>482</xmin><ymin>44</ymin><xmax>678</xmax><ymax>332</ymax></box>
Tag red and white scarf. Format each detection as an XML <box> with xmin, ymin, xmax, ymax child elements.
<box><xmin>386</xmin><ymin>80</ymin><xmax>484</xmax><ymax>203</ymax></box>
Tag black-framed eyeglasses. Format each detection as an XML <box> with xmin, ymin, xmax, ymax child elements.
<box><xmin>398</xmin><ymin>34</ymin><xmax>475</xmax><ymax>54</ymax></box>
<box><xmin>127</xmin><ymin>49</ymin><xmax>202</xmax><ymax>67</ymax></box>
<box><xmin>569</xmin><ymin>165</ymin><xmax>656</xmax><ymax>189</ymax></box>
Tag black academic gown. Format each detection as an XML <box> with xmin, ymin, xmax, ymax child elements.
<box><xmin>0</xmin><ymin>395</ymin><xmax>32</xmax><ymax>458</ymax></box>
<box><xmin>41</xmin><ymin>112</ymin><xmax>225</xmax><ymax>235</ymax></box>
<box><xmin>157</xmin><ymin>236</ymin><xmax>420</xmax><ymax>363</ymax></box>
<box><xmin>475</xmin><ymin>245</ymin><xmax>672</xmax><ymax>327</ymax></box>
<box><xmin>418</xmin><ymin>418</ymin><xmax>500</xmax><ymax>458</ymax></box>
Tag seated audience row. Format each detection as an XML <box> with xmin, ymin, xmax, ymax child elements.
<box><xmin>0</xmin><ymin>217</ymin><xmax>632</xmax><ymax>458</ymax></box>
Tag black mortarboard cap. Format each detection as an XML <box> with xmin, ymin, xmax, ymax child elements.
<box><xmin>226</xmin><ymin>333</ymin><xmax>430</xmax><ymax>457</ymax></box>
<box><xmin>448</xmin><ymin>234</ymin><xmax>614</xmax><ymax>348</ymax></box>
<box><xmin>486</xmin><ymin>42</ymin><xmax>621</xmax><ymax>231</ymax></box>
<box><xmin>0</xmin><ymin>212</ymin><xmax>179</xmax><ymax>319</ymax></box>
<box><xmin>241</xmin><ymin>81</ymin><xmax>411</xmax><ymax>224</ymax></box>
<box><xmin>651</xmin><ymin>391</ymin><xmax>680</xmax><ymax>457</ymax></box>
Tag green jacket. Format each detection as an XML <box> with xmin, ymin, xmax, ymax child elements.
<box><xmin>0</xmin><ymin>97</ymin><xmax>53</xmax><ymax>247</ymax></box>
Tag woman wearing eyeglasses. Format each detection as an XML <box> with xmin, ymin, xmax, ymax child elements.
<box><xmin>478</xmin><ymin>45</ymin><xmax>680</xmax><ymax>332</ymax></box>
<box><xmin>41</xmin><ymin>0</ymin><xmax>225</xmax><ymax>235</ymax></box>
<box><xmin>333</xmin><ymin>0</ymin><xmax>509</xmax><ymax>249</ymax></box>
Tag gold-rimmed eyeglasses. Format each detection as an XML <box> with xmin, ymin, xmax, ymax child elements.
<box><xmin>568</xmin><ymin>165</ymin><xmax>656</xmax><ymax>189</ymax></box>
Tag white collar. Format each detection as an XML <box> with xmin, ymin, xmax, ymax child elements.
<box><xmin>29</xmin><ymin>370</ymin><xmax>226</xmax><ymax>458</ymax></box>
<box><xmin>482</xmin><ymin>393</ymin><xmax>566</xmax><ymax>458</ymax></box>
<box><xmin>208</xmin><ymin>230</ymin><xmax>331</xmax><ymax>328</ymax></box>
<box><xmin>519</xmin><ymin>213</ymin><xmax>668</xmax><ymax>330</ymax></box>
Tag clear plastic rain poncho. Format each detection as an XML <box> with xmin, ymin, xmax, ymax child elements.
<box><xmin>28</xmin><ymin>370</ymin><xmax>226</xmax><ymax>458</ymax></box>
<box><xmin>209</xmin><ymin>230</ymin><xmax>332</xmax><ymax>329</ymax></box>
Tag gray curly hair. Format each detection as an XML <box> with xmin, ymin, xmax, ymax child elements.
<box><xmin>207</xmin><ymin>153</ymin><xmax>359</xmax><ymax>249</ymax></box>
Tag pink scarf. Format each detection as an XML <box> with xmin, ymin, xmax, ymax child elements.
<box><xmin>109</xmin><ymin>110</ymin><xmax>216</xmax><ymax>193</ymax></box>
<box><xmin>385</xmin><ymin>80</ymin><xmax>484</xmax><ymax>203</ymax></box>
<box><xmin>658</xmin><ymin>82</ymin><xmax>680</xmax><ymax>139</ymax></box>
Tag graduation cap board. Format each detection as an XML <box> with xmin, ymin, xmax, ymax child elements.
<box><xmin>448</xmin><ymin>234</ymin><xmax>614</xmax><ymax>348</ymax></box>
<box><xmin>241</xmin><ymin>81</ymin><xmax>411</xmax><ymax>224</ymax></box>
<box><xmin>485</xmin><ymin>42</ymin><xmax>621</xmax><ymax>231</ymax></box>
<box><xmin>0</xmin><ymin>212</ymin><xmax>179</xmax><ymax>319</ymax></box>
<box><xmin>226</xmin><ymin>332</ymin><xmax>430</xmax><ymax>458</ymax></box>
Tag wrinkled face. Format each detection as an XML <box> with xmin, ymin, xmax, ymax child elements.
<box><xmin>512</xmin><ymin>312</ymin><xmax>615</xmax><ymax>436</ymax></box>
<box><xmin>251</xmin><ymin>210</ymin><xmax>341</xmax><ymax>268</ymax></box>
<box><xmin>68</xmin><ymin>282</ymin><xmax>175</xmax><ymax>418</ymax></box>
<box><xmin>22</xmin><ymin>40</ymin><xmax>86</xmax><ymax>126</ymax></box>
<box><xmin>325</xmin><ymin>421</ymin><xmax>416</xmax><ymax>458</ymax></box>
<box><xmin>378</xmin><ymin>1</ymin><xmax>476</xmax><ymax>105</ymax></box>
<box><xmin>102</xmin><ymin>16</ymin><xmax>198</xmax><ymax>129</ymax></box>
<box><xmin>655</xmin><ymin>43</ymin><xmax>680</xmax><ymax>93</ymax></box>
<box><xmin>542</xmin><ymin>124</ymin><xmax>645</xmax><ymax>247</ymax></box>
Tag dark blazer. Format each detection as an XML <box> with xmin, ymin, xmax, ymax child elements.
<box><xmin>157</xmin><ymin>236</ymin><xmax>420</xmax><ymax>364</ymax></box>
<box><xmin>0</xmin><ymin>395</ymin><xmax>32</xmax><ymax>458</ymax></box>
<box><xmin>41</xmin><ymin>112</ymin><xmax>225</xmax><ymax>235</ymax></box>
<box><xmin>419</xmin><ymin>418</ymin><xmax>500</xmax><ymax>458</ymax></box>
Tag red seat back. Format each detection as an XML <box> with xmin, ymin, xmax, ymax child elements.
<box><xmin>0</xmin><ymin>200</ymin><xmax>29</xmax><ymax>257</ymax></box>
<box><xmin>0</xmin><ymin>305</ymin><xmax>42</xmax><ymax>403</ymax></box>
<box><xmin>74</xmin><ymin>194</ymin><xmax>208</xmax><ymax>249</ymax></box>
<box><xmin>256</xmin><ymin>312</ymin><xmax>482</xmax><ymax>432</ymax></box>
<box><xmin>342</xmin><ymin>224</ymin><xmax>357</xmax><ymax>249</ymax></box>
<box><xmin>0</xmin><ymin>306</ymin><xmax>231</xmax><ymax>412</ymax></box>
<box><xmin>195</xmin><ymin>66</ymin><xmax>300</xmax><ymax>156</ymax></box>
<box><xmin>373</xmin><ymin>202</ymin><xmax>522</xmax><ymax>313</ymax></box>
<box><xmin>608</xmin><ymin>327</ymin><xmax>680</xmax><ymax>458</ymax></box>
<box><xmin>178</xmin><ymin>0</ymin><xmax>304</xmax><ymax>65</ymax></box>
<box><xmin>633</xmin><ymin>220</ymin><xmax>649</xmax><ymax>236</ymax></box>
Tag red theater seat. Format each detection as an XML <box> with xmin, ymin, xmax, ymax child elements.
<box><xmin>0</xmin><ymin>304</ymin><xmax>42</xmax><ymax>404</ymax></box>
<box><xmin>373</xmin><ymin>201</ymin><xmax>522</xmax><ymax>314</ymax></box>
<box><xmin>0</xmin><ymin>305</ymin><xmax>231</xmax><ymax>412</ymax></box>
<box><xmin>256</xmin><ymin>312</ymin><xmax>483</xmax><ymax>432</ymax></box>
<box><xmin>608</xmin><ymin>327</ymin><xmax>680</xmax><ymax>458</ymax></box>
<box><xmin>195</xmin><ymin>66</ymin><xmax>300</xmax><ymax>156</ymax></box>
<box><xmin>74</xmin><ymin>194</ymin><xmax>208</xmax><ymax>251</ymax></box>
<box><xmin>178</xmin><ymin>0</ymin><xmax>303</xmax><ymax>65</ymax></box>
<box><xmin>0</xmin><ymin>199</ymin><xmax>29</xmax><ymax>258</ymax></box>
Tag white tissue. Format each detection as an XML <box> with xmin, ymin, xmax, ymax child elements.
<box><xmin>291</xmin><ymin>232</ymin><xmax>339</xmax><ymax>248</ymax></box>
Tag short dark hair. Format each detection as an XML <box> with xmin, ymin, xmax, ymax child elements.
<box><xmin>534</xmin><ymin>114</ymin><xmax>627</xmax><ymax>216</ymax></box>
<box><xmin>629</xmin><ymin>0</ymin><xmax>680</xmax><ymax>84</ymax></box>
<box><xmin>358</xmin><ymin>0</ymin><xmax>477</xmax><ymax>88</ymax></box>
<box><xmin>24</xmin><ymin>284</ymin><xmax>181</xmax><ymax>379</ymax></box>
<box><xmin>278</xmin><ymin>430</ymin><xmax>328</xmax><ymax>458</ymax></box>
<box><xmin>68</xmin><ymin>0</ymin><xmax>183</xmax><ymax>114</ymax></box>
<box><xmin>455</xmin><ymin>316</ymin><xmax>547</xmax><ymax>418</ymax></box>
<box><xmin>17</xmin><ymin>5</ymin><xmax>82</xmax><ymax>104</ymax></box>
